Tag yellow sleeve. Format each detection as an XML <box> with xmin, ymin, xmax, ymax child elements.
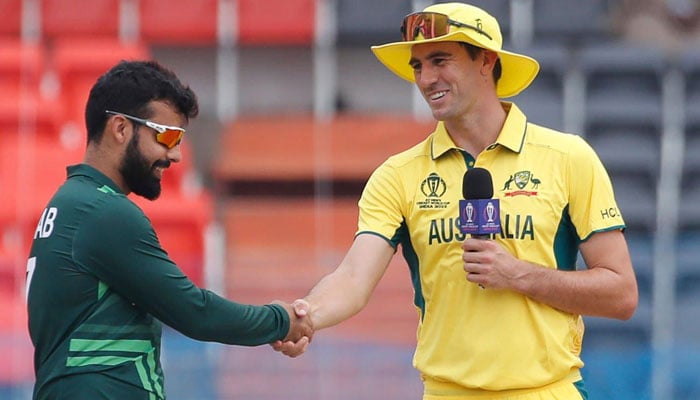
<box><xmin>357</xmin><ymin>161</ymin><xmax>406</xmax><ymax>243</ymax></box>
<box><xmin>567</xmin><ymin>136</ymin><xmax>625</xmax><ymax>240</ymax></box>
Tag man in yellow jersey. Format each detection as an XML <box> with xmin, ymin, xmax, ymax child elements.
<box><xmin>273</xmin><ymin>3</ymin><xmax>638</xmax><ymax>399</ymax></box>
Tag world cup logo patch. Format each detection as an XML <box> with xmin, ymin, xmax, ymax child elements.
<box><xmin>417</xmin><ymin>172</ymin><xmax>451</xmax><ymax>210</ymax></box>
<box><xmin>421</xmin><ymin>173</ymin><xmax>446</xmax><ymax>198</ymax></box>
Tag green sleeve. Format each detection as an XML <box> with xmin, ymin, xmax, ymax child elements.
<box><xmin>72</xmin><ymin>197</ymin><xmax>290</xmax><ymax>346</ymax></box>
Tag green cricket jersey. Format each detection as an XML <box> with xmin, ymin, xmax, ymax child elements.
<box><xmin>27</xmin><ymin>164</ymin><xmax>290</xmax><ymax>399</ymax></box>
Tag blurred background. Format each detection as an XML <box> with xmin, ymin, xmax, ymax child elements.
<box><xmin>1</xmin><ymin>0</ymin><xmax>699</xmax><ymax>399</ymax></box>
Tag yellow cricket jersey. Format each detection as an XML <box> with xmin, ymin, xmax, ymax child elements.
<box><xmin>357</xmin><ymin>102</ymin><xmax>625</xmax><ymax>393</ymax></box>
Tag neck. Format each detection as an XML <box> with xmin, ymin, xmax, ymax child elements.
<box><xmin>445</xmin><ymin>99</ymin><xmax>506</xmax><ymax>157</ymax></box>
<box><xmin>83</xmin><ymin>143</ymin><xmax>130</xmax><ymax>195</ymax></box>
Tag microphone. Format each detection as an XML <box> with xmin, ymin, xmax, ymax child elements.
<box><xmin>459</xmin><ymin>167</ymin><xmax>501</xmax><ymax>239</ymax></box>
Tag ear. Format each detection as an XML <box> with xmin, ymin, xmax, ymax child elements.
<box><xmin>104</xmin><ymin>114</ymin><xmax>131</xmax><ymax>146</ymax></box>
<box><xmin>480</xmin><ymin>50</ymin><xmax>499</xmax><ymax>76</ymax></box>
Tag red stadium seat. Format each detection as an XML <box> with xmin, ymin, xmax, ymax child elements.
<box><xmin>138</xmin><ymin>0</ymin><xmax>218</xmax><ymax>45</ymax></box>
<box><xmin>0</xmin><ymin>93</ymin><xmax>62</xmax><ymax>141</ymax></box>
<box><xmin>213</xmin><ymin>115</ymin><xmax>316</xmax><ymax>181</ymax></box>
<box><xmin>0</xmin><ymin>39</ymin><xmax>61</xmax><ymax>139</ymax></box>
<box><xmin>0</xmin><ymin>135</ymin><xmax>84</xmax><ymax>222</ymax></box>
<box><xmin>222</xmin><ymin>197</ymin><xmax>358</xmax><ymax>301</ymax></box>
<box><xmin>222</xmin><ymin>197</ymin><xmax>418</xmax><ymax>344</ymax></box>
<box><xmin>0</xmin><ymin>135</ymin><xmax>83</xmax><ymax>297</ymax></box>
<box><xmin>40</xmin><ymin>0</ymin><xmax>121</xmax><ymax>40</ymax></box>
<box><xmin>0</xmin><ymin>292</ymin><xmax>33</xmax><ymax>384</ymax></box>
<box><xmin>212</xmin><ymin>114</ymin><xmax>434</xmax><ymax>182</ymax></box>
<box><xmin>0</xmin><ymin>217</ymin><xmax>30</xmax><ymax>296</ymax></box>
<box><xmin>0</xmin><ymin>0</ymin><xmax>23</xmax><ymax>37</ymax></box>
<box><xmin>237</xmin><ymin>0</ymin><xmax>316</xmax><ymax>45</ymax></box>
<box><xmin>49</xmin><ymin>38</ymin><xmax>151</xmax><ymax>130</ymax></box>
<box><xmin>0</xmin><ymin>39</ymin><xmax>45</xmax><ymax>100</ymax></box>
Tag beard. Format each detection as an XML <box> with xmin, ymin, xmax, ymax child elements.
<box><xmin>119</xmin><ymin>131</ymin><xmax>169</xmax><ymax>200</ymax></box>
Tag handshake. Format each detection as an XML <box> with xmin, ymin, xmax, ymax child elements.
<box><xmin>270</xmin><ymin>299</ymin><xmax>313</xmax><ymax>358</ymax></box>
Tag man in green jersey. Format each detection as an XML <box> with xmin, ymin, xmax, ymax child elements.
<box><xmin>273</xmin><ymin>3</ymin><xmax>639</xmax><ymax>400</ymax></box>
<box><xmin>26</xmin><ymin>60</ymin><xmax>313</xmax><ymax>399</ymax></box>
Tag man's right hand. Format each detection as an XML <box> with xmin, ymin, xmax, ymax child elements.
<box><xmin>270</xmin><ymin>299</ymin><xmax>312</xmax><ymax>358</ymax></box>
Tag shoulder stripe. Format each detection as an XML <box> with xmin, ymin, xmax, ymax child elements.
<box><xmin>97</xmin><ymin>185</ymin><xmax>117</xmax><ymax>194</ymax></box>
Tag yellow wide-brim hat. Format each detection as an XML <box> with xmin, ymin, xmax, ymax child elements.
<box><xmin>371</xmin><ymin>2</ymin><xmax>539</xmax><ymax>98</ymax></box>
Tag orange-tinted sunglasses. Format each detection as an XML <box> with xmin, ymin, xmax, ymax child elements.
<box><xmin>400</xmin><ymin>12</ymin><xmax>492</xmax><ymax>42</ymax></box>
<box><xmin>105</xmin><ymin>110</ymin><xmax>185</xmax><ymax>149</ymax></box>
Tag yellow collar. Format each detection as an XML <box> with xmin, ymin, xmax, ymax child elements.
<box><xmin>430</xmin><ymin>102</ymin><xmax>528</xmax><ymax>159</ymax></box>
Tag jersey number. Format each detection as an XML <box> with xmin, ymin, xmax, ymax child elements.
<box><xmin>26</xmin><ymin>257</ymin><xmax>36</xmax><ymax>300</ymax></box>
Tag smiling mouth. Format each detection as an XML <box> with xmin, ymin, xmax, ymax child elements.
<box><xmin>429</xmin><ymin>91</ymin><xmax>447</xmax><ymax>101</ymax></box>
<box><xmin>153</xmin><ymin>165</ymin><xmax>167</xmax><ymax>180</ymax></box>
<box><xmin>152</xmin><ymin>160</ymin><xmax>171</xmax><ymax>179</ymax></box>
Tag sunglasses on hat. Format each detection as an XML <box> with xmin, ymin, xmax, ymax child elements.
<box><xmin>105</xmin><ymin>110</ymin><xmax>185</xmax><ymax>149</ymax></box>
<box><xmin>401</xmin><ymin>11</ymin><xmax>492</xmax><ymax>42</ymax></box>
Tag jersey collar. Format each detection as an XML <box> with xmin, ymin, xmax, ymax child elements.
<box><xmin>67</xmin><ymin>164</ymin><xmax>125</xmax><ymax>195</ymax></box>
<box><xmin>497</xmin><ymin>102</ymin><xmax>528</xmax><ymax>153</ymax></box>
<box><xmin>430</xmin><ymin>101</ymin><xmax>528</xmax><ymax>160</ymax></box>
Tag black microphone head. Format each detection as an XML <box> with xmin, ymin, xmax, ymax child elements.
<box><xmin>462</xmin><ymin>167</ymin><xmax>494</xmax><ymax>199</ymax></box>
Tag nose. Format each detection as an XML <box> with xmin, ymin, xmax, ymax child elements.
<box><xmin>167</xmin><ymin>144</ymin><xmax>182</xmax><ymax>163</ymax></box>
<box><xmin>416</xmin><ymin>63</ymin><xmax>438</xmax><ymax>88</ymax></box>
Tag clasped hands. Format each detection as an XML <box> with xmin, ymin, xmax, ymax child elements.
<box><xmin>270</xmin><ymin>299</ymin><xmax>312</xmax><ymax>358</ymax></box>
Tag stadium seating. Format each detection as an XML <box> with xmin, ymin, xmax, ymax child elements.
<box><xmin>0</xmin><ymin>292</ymin><xmax>33</xmax><ymax>385</ymax></box>
<box><xmin>48</xmin><ymin>38</ymin><xmax>151</xmax><ymax>140</ymax></box>
<box><xmin>212</xmin><ymin>114</ymin><xmax>434</xmax><ymax>186</ymax></box>
<box><xmin>511</xmin><ymin>42</ymin><xmax>569</xmax><ymax>131</ymax></box>
<box><xmin>236</xmin><ymin>0</ymin><xmax>316</xmax><ymax>45</ymax></box>
<box><xmin>222</xmin><ymin>197</ymin><xmax>417</xmax><ymax>343</ymax></box>
<box><xmin>584</xmin><ymin>301</ymin><xmax>652</xmax><ymax>350</ymax></box>
<box><xmin>0</xmin><ymin>39</ymin><xmax>45</xmax><ymax>102</ymax></box>
<box><xmin>679</xmin><ymin>47</ymin><xmax>700</xmax><ymax>231</ymax></box>
<box><xmin>40</xmin><ymin>0</ymin><xmax>122</xmax><ymax>41</ymax></box>
<box><xmin>0</xmin><ymin>96</ymin><xmax>61</xmax><ymax>144</ymax></box>
<box><xmin>6</xmin><ymin>1</ymin><xmax>700</xmax><ymax>398</ymax></box>
<box><xmin>626</xmin><ymin>231</ymin><xmax>655</xmax><ymax>307</ymax></box>
<box><xmin>231</xmin><ymin>0</ymin><xmax>317</xmax><ymax>114</ymax></box>
<box><xmin>0</xmin><ymin>134</ymin><xmax>84</xmax><ymax>298</ymax></box>
<box><xmin>532</xmin><ymin>0</ymin><xmax>613</xmax><ymax>44</ymax></box>
<box><xmin>669</xmin><ymin>237</ymin><xmax>700</xmax><ymax>397</ymax></box>
<box><xmin>138</xmin><ymin>0</ymin><xmax>219</xmax><ymax>46</ymax></box>
<box><xmin>680</xmin><ymin>46</ymin><xmax>700</xmax><ymax>127</ymax></box>
<box><xmin>584</xmin><ymin>231</ymin><xmax>654</xmax><ymax>350</ymax></box>
<box><xmin>578</xmin><ymin>41</ymin><xmax>665</xmax><ymax>234</ymax></box>
<box><xmin>681</xmin><ymin>159</ymin><xmax>700</xmax><ymax>230</ymax></box>
<box><xmin>675</xmin><ymin>233</ymin><xmax>700</xmax><ymax>344</ymax></box>
<box><xmin>335</xmin><ymin>0</ymin><xmax>413</xmax><ymax>46</ymax></box>
<box><xmin>0</xmin><ymin>0</ymin><xmax>23</xmax><ymax>38</ymax></box>
<box><xmin>579</xmin><ymin>41</ymin><xmax>665</xmax><ymax>132</ymax></box>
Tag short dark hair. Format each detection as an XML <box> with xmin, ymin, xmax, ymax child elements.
<box><xmin>459</xmin><ymin>42</ymin><xmax>502</xmax><ymax>85</ymax></box>
<box><xmin>85</xmin><ymin>60</ymin><xmax>199</xmax><ymax>144</ymax></box>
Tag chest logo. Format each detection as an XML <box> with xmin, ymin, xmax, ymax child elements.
<box><xmin>502</xmin><ymin>170</ymin><xmax>540</xmax><ymax>197</ymax></box>
<box><xmin>421</xmin><ymin>173</ymin><xmax>447</xmax><ymax>198</ymax></box>
<box><xmin>417</xmin><ymin>173</ymin><xmax>451</xmax><ymax>209</ymax></box>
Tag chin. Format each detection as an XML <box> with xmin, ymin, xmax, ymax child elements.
<box><xmin>133</xmin><ymin>181</ymin><xmax>162</xmax><ymax>201</ymax></box>
<box><xmin>431</xmin><ymin>111</ymin><xmax>448</xmax><ymax>121</ymax></box>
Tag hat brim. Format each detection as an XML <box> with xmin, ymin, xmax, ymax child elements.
<box><xmin>371</xmin><ymin>31</ymin><xmax>540</xmax><ymax>98</ymax></box>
